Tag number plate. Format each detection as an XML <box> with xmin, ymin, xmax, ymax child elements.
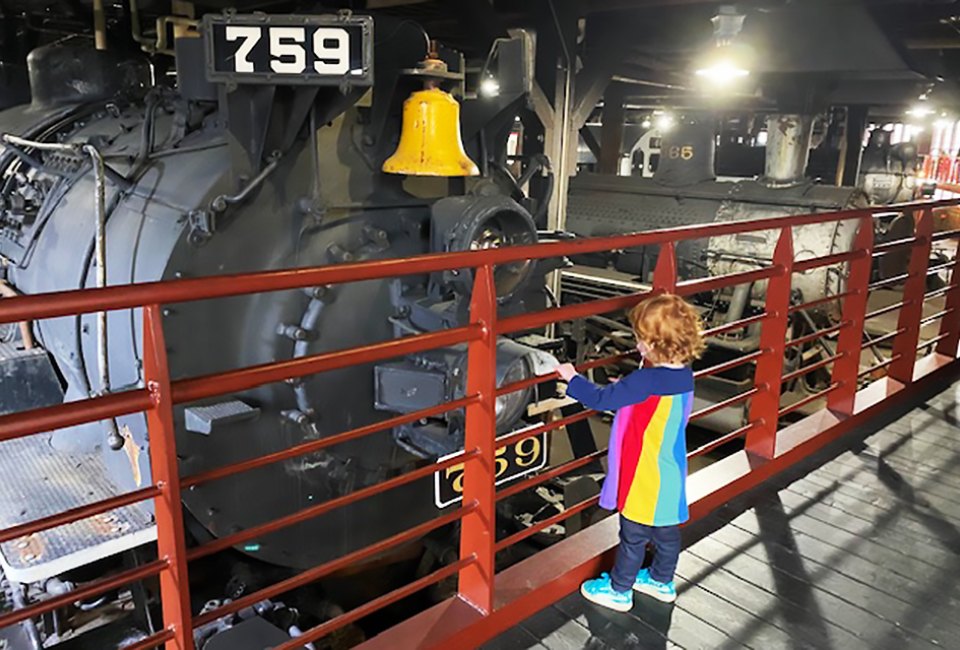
<box><xmin>204</xmin><ymin>14</ymin><xmax>373</xmax><ymax>86</ymax></box>
<box><xmin>434</xmin><ymin>428</ymin><xmax>549</xmax><ymax>509</ymax></box>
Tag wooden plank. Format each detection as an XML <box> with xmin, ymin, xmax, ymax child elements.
<box><xmin>756</xmin><ymin>485</ymin><xmax>959</xmax><ymax>572</ymax></box>
<box><xmin>685</xmin><ymin>535</ymin><xmax>872</xmax><ymax>650</ymax></box>
<box><xmin>717</xmin><ymin>509</ymin><xmax>960</xmax><ymax>647</ymax></box>
<box><xmin>701</xmin><ymin>516</ymin><xmax>946</xmax><ymax>648</ymax></box>
<box><xmin>783</xmin><ymin>477</ymin><xmax>953</xmax><ymax>551</ymax></box>
<box><xmin>481</xmin><ymin>624</ymin><xmax>549</xmax><ymax>650</ymax></box>
<box><xmin>551</xmin><ymin>592</ymin><xmax>677</xmax><ymax>650</ymax></box>
<box><xmin>677</xmin><ymin>551</ymin><xmax>860</xmax><ymax>650</ymax></box>
<box><xmin>514</xmin><ymin>602</ymin><xmax>613</xmax><ymax>650</ymax></box>
<box><xmin>807</xmin><ymin>457</ymin><xmax>960</xmax><ymax>513</ymax></box>
<box><xmin>666</xmin><ymin>574</ymin><xmax>805</xmax><ymax>649</ymax></box>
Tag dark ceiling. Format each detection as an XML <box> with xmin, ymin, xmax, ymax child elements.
<box><xmin>5</xmin><ymin>0</ymin><xmax>960</xmax><ymax>116</ymax></box>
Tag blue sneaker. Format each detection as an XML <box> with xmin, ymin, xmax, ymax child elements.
<box><xmin>580</xmin><ymin>573</ymin><xmax>633</xmax><ymax>612</ymax></box>
<box><xmin>634</xmin><ymin>569</ymin><xmax>677</xmax><ymax>603</ymax></box>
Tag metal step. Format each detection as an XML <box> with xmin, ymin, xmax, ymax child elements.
<box><xmin>0</xmin><ymin>435</ymin><xmax>156</xmax><ymax>584</ymax></box>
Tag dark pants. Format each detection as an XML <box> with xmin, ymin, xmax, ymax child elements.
<box><xmin>610</xmin><ymin>515</ymin><xmax>681</xmax><ymax>593</ymax></box>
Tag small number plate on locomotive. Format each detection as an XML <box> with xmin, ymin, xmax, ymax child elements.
<box><xmin>204</xmin><ymin>14</ymin><xmax>373</xmax><ymax>86</ymax></box>
<box><xmin>434</xmin><ymin>428</ymin><xmax>549</xmax><ymax>509</ymax></box>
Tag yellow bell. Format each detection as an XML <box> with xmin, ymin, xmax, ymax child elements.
<box><xmin>382</xmin><ymin>87</ymin><xmax>479</xmax><ymax>177</ymax></box>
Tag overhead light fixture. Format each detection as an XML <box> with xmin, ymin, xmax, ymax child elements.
<box><xmin>694</xmin><ymin>5</ymin><xmax>751</xmax><ymax>87</ymax></box>
<box><xmin>906</xmin><ymin>101</ymin><xmax>935</xmax><ymax>118</ymax></box>
<box><xmin>641</xmin><ymin>117</ymin><xmax>652</xmax><ymax>129</ymax></box>
<box><xmin>655</xmin><ymin>112</ymin><xmax>675</xmax><ymax>131</ymax></box>
<box><xmin>479</xmin><ymin>77</ymin><xmax>500</xmax><ymax>97</ymax></box>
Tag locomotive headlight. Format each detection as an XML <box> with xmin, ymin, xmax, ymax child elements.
<box><xmin>431</xmin><ymin>195</ymin><xmax>537</xmax><ymax>302</ymax></box>
<box><xmin>494</xmin><ymin>344</ymin><xmax>534</xmax><ymax>431</ymax></box>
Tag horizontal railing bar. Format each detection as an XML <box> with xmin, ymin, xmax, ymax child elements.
<box><xmin>781</xmin><ymin>354</ymin><xmax>843</xmax><ymax>384</ymax></box>
<box><xmin>495</xmin><ymin>496</ymin><xmax>600</xmax><ymax>552</ymax></box>
<box><xmin>788</xmin><ymin>293</ymin><xmax>853</xmax><ymax>314</ymax></box>
<box><xmin>0</xmin><ymin>559</ymin><xmax>166</xmax><ymax>629</ymax></box>
<box><xmin>864</xmin><ymin>301</ymin><xmax>906</xmax><ymax>321</ymax></box>
<box><xmin>794</xmin><ymin>249</ymin><xmax>867</xmax><ymax>273</ymax></box>
<box><xmin>496</xmin><ymin>449</ymin><xmax>608</xmax><ymax>502</ymax></box>
<box><xmin>693</xmin><ymin>350</ymin><xmax>764</xmax><ymax>381</ymax></box>
<box><xmin>119</xmin><ymin>629</ymin><xmax>176</xmax><ymax>650</ymax></box>
<box><xmin>187</xmin><ymin>449</ymin><xmax>478</xmax><ymax>562</ymax></box>
<box><xmin>785</xmin><ymin>322</ymin><xmax>849</xmax><ymax>350</ymax></box>
<box><xmin>858</xmin><ymin>354</ymin><xmax>900</xmax><ymax>379</ymax></box>
<box><xmin>918</xmin><ymin>332</ymin><xmax>951</xmax><ymax>351</ymax></box>
<box><xmin>498</xmin><ymin>291</ymin><xmax>649</xmax><ymax>335</ymax></box>
<box><xmin>0</xmin><ymin>389</ymin><xmax>153</xmax><ymax>444</ymax></box>
<box><xmin>927</xmin><ymin>262</ymin><xmax>954</xmax><ymax>276</ymax></box>
<box><xmin>872</xmin><ymin>237</ymin><xmax>917</xmax><ymax>255</ymax></box>
<box><xmin>171</xmin><ymin>325</ymin><xmax>480</xmax><ymax>405</ymax></box>
<box><xmin>778</xmin><ymin>383</ymin><xmax>839</xmax><ymax>418</ymax></box>
<box><xmin>868</xmin><ymin>273</ymin><xmax>910</xmax><ymax>291</ymax></box>
<box><xmin>690</xmin><ymin>387</ymin><xmax>759</xmax><ymax>422</ymax></box>
<box><xmin>863</xmin><ymin>328</ymin><xmax>905</xmax><ymax>349</ymax></box>
<box><xmin>687</xmin><ymin>422</ymin><xmax>756</xmax><ymax>460</ymax></box>
<box><xmin>932</xmin><ymin>227</ymin><xmax>960</xmax><ymax>242</ymax></box>
<box><xmin>495</xmin><ymin>410</ymin><xmax>595</xmax><ymax>450</ymax></box>
<box><xmin>271</xmin><ymin>556</ymin><xmax>475</xmax><ymax>650</ymax></box>
<box><xmin>4</xmin><ymin>200</ymin><xmax>954</xmax><ymax>324</ymax></box>
<box><xmin>919</xmin><ymin>308</ymin><xmax>954</xmax><ymax>328</ymax></box>
<box><xmin>0</xmin><ymin>485</ymin><xmax>161</xmax><ymax>544</ymax></box>
<box><xmin>192</xmin><ymin>502</ymin><xmax>476</xmax><ymax>628</ymax></box>
<box><xmin>702</xmin><ymin>312</ymin><xmax>768</xmax><ymax>338</ymax></box>
<box><xmin>677</xmin><ymin>267</ymin><xmax>778</xmax><ymax>297</ymax></box>
<box><xmin>924</xmin><ymin>283</ymin><xmax>958</xmax><ymax>301</ymax></box>
<box><xmin>182</xmin><ymin>394</ymin><xmax>481</xmax><ymax>488</ymax></box>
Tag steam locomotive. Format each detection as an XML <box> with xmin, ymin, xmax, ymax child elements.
<box><xmin>0</xmin><ymin>8</ymin><xmax>559</xmax><ymax>648</ymax></box>
<box><xmin>562</xmin><ymin>114</ymin><xmax>920</xmax><ymax>431</ymax></box>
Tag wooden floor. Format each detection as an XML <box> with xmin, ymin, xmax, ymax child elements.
<box><xmin>485</xmin><ymin>379</ymin><xmax>960</xmax><ymax>650</ymax></box>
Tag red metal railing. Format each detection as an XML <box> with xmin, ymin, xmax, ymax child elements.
<box><xmin>0</xmin><ymin>198</ymin><xmax>958</xmax><ymax>649</ymax></box>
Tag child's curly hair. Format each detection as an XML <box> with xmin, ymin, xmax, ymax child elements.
<box><xmin>629</xmin><ymin>293</ymin><xmax>705</xmax><ymax>366</ymax></box>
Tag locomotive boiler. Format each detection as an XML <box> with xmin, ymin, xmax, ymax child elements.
<box><xmin>0</xmin><ymin>11</ymin><xmax>557</xmax><ymax>646</ymax></box>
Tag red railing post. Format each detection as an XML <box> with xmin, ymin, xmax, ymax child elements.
<box><xmin>457</xmin><ymin>265</ymin><xmax>498</xmax><ymax>614</ymax></box>
<box><xmin>936</xmin><ymin>234</ymin><xmax>960</xmax><ymax>359</ymax></box>
<box><xmin>890</xmin><ymin>208</ymin><xmax>934</xmax><ymax>384</ymax></box>
<box><xmin>142</xmin><ymin>304</ymin><xmax>194</xmax><ymax>650</ymax></box>
<box><xmin>745</xmin><ymin>227</ymin><xmax>794</xmax><ymax>459</ymax></box>
<box><xmin>653</xmin><ymin>242</ymin><xmax>678</xmax><ymax>292</ymax></box>
<box><xmin>828</xmin><ymin>215</ymin><xmax>873</xmax><ymax>416</ymax></box>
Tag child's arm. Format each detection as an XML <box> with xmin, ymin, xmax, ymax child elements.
<box><xmin>564</xmin><ymin>370</ymin><xmax>651</xmax><ymax>412</ymax></box>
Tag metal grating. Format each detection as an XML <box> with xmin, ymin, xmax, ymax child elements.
<box><xmin>0</xmin><ymin>435</ymin><xmax>156</xmax><ymax>584</ymax></box>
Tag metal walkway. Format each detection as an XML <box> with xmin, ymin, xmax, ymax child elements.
<box><xmin>485</xmin><ymin>379</ymin><xmax>960</xmax><ymax>650</ymax></box>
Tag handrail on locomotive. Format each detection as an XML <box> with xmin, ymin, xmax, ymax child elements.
<box><xmin>0</xmin><ymin>195</ymin><xmax>958</xmax><ymax>649</ymax></box>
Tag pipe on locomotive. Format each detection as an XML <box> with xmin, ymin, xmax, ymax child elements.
<box><xmin>0</xmin><ymin>133</ymin><xmax>123</xmax><ymax>450</ymax></box>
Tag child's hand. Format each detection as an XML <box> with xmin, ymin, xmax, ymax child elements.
<box><xmin>556</xmin><ymin>363</ymin><xmax>578</xmax><ymax>381</ymax></box>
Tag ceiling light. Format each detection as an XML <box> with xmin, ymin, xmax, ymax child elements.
<box><xmin>479</xmin><ymin>77</ymin><xmax>500</xmax><ymax>98</ymax></box>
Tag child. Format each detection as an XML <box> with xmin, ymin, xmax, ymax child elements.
<box><xmin>556</xmin><ymin>293</ymin><xmax>704</xmax><ymax>612</ymax></box>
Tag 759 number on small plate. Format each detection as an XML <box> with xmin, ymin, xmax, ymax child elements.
<box><xmin>434</xmin><ymin>431</ymin><xmax>548</xmax><ymax>509</ymax></box>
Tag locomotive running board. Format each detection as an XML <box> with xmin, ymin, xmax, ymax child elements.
<box><xmin>0</xmin><ymin>435</ymin><xmax>156</xmax><ymax>584</ymax></box>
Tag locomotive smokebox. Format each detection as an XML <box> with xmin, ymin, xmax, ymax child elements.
<box><xmin>654</xmin><ymin>117</ymin><xmax>716</xmax><ymax>187</ymax></box>
<box><xmin>27</xmin><ymin>44</ymin><xmax>150</xmax><ymax>108</ymax></box>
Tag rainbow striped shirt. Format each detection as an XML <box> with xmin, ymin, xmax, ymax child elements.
<box><xmin>567</xmin><ymin>367</ymin><xmax>694</xmax><ymax>526</ymax></box>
